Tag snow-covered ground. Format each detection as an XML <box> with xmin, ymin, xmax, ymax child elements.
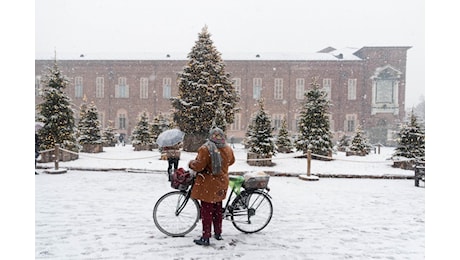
<box><xmin>34</xmin><ymin>144</ymin><xmax>424</xmax><ymax>259</ymax></box>
<box><xmin>37</xmin><ymin>144</ymin><xmax>413</xmax><ymax>178</ymax></box>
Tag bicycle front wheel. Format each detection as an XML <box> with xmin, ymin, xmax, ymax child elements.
<box><xmin>231</xmin><ymin>189</ymin><xmax>273</xmax><ymax>233</ymax></box>
<box><xmin>153</xmin><ymin>191</ymin><xmax>200</xmax><ymax>237</ymax></box>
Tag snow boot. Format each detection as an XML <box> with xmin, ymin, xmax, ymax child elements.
<box><xmin>193</xmin><ymin>237</ymin><xmax>210</xmax><ymax>246</ymax></box>
<box><xmin>214</xmin><ymin>234</ymin><xmax>223</xmax><ymax>240</ymax></box>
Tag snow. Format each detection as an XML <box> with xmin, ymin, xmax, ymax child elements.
<box><xmin>35</xmin><ymin>144</ymin><xmax>424</xmax><ymax>259</ymax></box>
<box><xmin>38</xmin><ymin>144</ymin><xmax>413</xmax><ymax>178</ymax></box>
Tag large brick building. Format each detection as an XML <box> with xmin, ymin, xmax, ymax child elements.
<box><xmin>35</xmin><ymin>46</ymin><xmax>411</xmax><ymax>145</ymax></box>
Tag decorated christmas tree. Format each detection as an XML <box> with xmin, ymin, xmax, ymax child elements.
<box><xmin>131</xmin><ymin>111</ymin><xmax>152</xmax><ymax>149</ymax></box>
<box><xmin>349</xmin><ymin>124</ymin><xmax>371</xmax><ymax>156</ymax></box>
<box><xmin>295</xmin><ymin>77</ymin><xmax>333</xmax><ymax>158</ymax></box>
<box><xmin>392</xmin><ymin>111</ymin><xmax>425</xmax><ymax>161</ymax></box>
<box><xmin>36</xmin><ymin>60</ymin><xmax>78</xmax><ymax>157</ymax></box>
<box><xmin>275</xmin><ymin>117</ymin><xmax>293</xmax><ymax>153</ymax></box>
<box><xmin>246</xmin><ymin>98</ymin><xmax>276</xmax><ymax>156</ymax></box>
<box><xmin>77</xmin><ymin>102</ymin><xmax>103</xmax><ymax>146</ymax></box>
<box><xmin>102</xmin><ymin>120</ymin><xmax>117</xmax><ymax>147</ymax></box>
<box><xmin>171</xmin><ymin>25</ymin><xmax>240</xmax><ymax>151</ymax></box>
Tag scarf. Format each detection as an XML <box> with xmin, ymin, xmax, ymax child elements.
<box><xmin>205</xmin><ymin>140</ymin><xmax>224</xmax><ymax>174</ymax></box>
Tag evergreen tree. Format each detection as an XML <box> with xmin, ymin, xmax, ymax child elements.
<box><xmin>246</xmin><ymin>98</ymin><xmax>276</xmax><ymax>155</ymax></box>
<box><xmin>78</xmin><ymin>102</ymin><xmax>102</xmax><ymax>145</ymax></box>
<box><xmin>349</xmin><ymin>124</ymin><xmax>371</xmax><ymax>155</ymax></box>
<box><xmin>131</xmin><ymin>111</ymin><xmax>152</xmax><ymax>146</ymax></box>
<box><xmin>295</xmin><ymin>77</ymin><xmax>333</xmax><ymax>157</ymax></box>
<box><xmin>275</xmin><ymin>117</ymin><xmax>293</xmax><ymax>153</ymax></box>
<box><xmin>392</xmin><ymin>111</ymin><xmax>425</xmax><ymax>160</ymax></box>
<box><xmin>171</xmin><ymin>25</ymin><xmax>240</xmax><ymax>151</ymax></box>
<box><xmin>102</xmin><ymin>120</ymin><xmax>117</xmax><ymax>147</ymax></box>
<box><xmin>36</xmin><ymin>61</ymin><xmax>78</xmax><ymax>152</ymax></box>
<box><xmin>151</xmin><ymin>113</ymin><xmax>170</xmax><ymax>144</ymax></box>
<box><xmin>76</xmin><ymin>97</ymin><xmax>88</xmax><ymax>141</ymax></box>
<box><xmin>337</xmin><ymin>134</ymin><xmax>351</xmax><ymax>152</ymax></box>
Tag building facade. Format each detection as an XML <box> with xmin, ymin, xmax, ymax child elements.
<box><xmin>35</xmin><ymin>46</ymin><xmax>411</xmax><ymax>145</ymax></box>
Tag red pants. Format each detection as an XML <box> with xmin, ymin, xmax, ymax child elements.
<box><xmin>200</xmin><ymin>201</ymin><xmax>223</xmax><ymax>238</ymax></box>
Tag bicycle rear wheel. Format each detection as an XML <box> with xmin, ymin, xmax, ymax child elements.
<box><xmin>231</xmin><ymin>189</ymin><xmax>273</xmax><ymax>233</ymax></box>
<box><xmin>153</xmin><ymin>191</ymin><xmax>200</xmax><ymax>237</ymax></box>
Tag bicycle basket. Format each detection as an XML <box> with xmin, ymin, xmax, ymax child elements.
<box><xmin>171</xmin><ymin>168</ymin><xmax>193</xmax><ymax>190</ymax></box>
<box><xmin>243</xmin><ymin>171</ymin><xmax>270</xmax><ymax>189</ymax></box>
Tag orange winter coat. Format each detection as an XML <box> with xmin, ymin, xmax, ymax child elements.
<box><xmin>189</xmin><ymin>144</ymin><xmax>235</xmax><ymax>203</ymax></box>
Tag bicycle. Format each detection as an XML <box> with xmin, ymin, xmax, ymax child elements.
<box><xmin>153</xmin><ymin>173</ymin><xmax>273</xmax><ymax>237</ymax></box>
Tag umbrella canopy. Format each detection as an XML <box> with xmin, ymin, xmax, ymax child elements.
<box><xmin>156</xmin><ymin>129</ymin><xmax>185</xmax><ymax>147</ymax></box>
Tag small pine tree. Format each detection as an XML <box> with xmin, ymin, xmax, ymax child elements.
<box><xmin>76</xmin><ymin>97</ymin><xmax>88</xmax><ymax>141</ymax></box>
<box><xmin>337</xmin><ymin>134</ymin><xmax>351</xmax><ymax>152</ymax></box>
<box><xmin>102</xmin><ymin>120</ymin><xmax>117</xmax><ymax>147</ymax></box>
<box><xmin>131</xmin><ymin>111</ymin><xmax>152</xmax><ymax>147</ymax></box>
<box><xmin>171</xmin><ymin>25</ymin><xmax>240</xmax><ymax>151</ymax></box>
<box><xmin>295</xmin><ymin>77</ymin><xmax>333</xmax><ymax>158</ymax></box>
<box><xmin>151</xmin><ymin>113</ymin><xmax>170</xmax><ymax>144</ymax></box>
<box><xmin>392</xmin><ymin>111</ymin><xmax>425</xmax><ymax>161</ymax></box>
<box><xmin>36</xmin><ymin>60</ymin><xmax>78</xmax><ymax>153</ymax></box>
<box><xmin>275</xmin><ymin>117</ymin><xmax>293</xmax><ymax>153</ymax></box>
<box><xmin>246</xmin><ymin>98</ymin><xmax>276</xmax><ymax>155</ymax></box>
<box><xmin>78</xmin><ymin>102</ymin><xmax>102</xmax><ymax>145</ymax></box>
<box><xmin>349</xmin><ymin>125</ymin><xmax>371</xmax><ymax>156</ymax></box>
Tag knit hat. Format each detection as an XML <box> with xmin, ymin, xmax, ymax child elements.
<box><xmin>209</xmin><ymin>127</ymin><xmax>226</xmax><ymax>145</ymax></box>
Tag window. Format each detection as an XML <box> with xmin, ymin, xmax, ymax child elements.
<box><xmin>115</xmin><ymin>77</ymin><xmax>129</xmax><ymax>98</ymax></box>
<box><xmin>96</xmin><ymin>77</ymin><xmax>104</xmax><ymax>98</ymax></box>
<box><xmin>375</xmin><ymin>80</ymin><xmax>394</xmax><ymax>103</ymax></box>
<box><xmin>230</xmin><ymin>113</ymin><xmax>241</xmax><ymax>131</ymax></box>
<box><xmin>371</xmin><ymin>65</ymin><xmax>401</xmax><ymax>115</ymax></box>
<box><xmin>118</xmin><ymin>113</ymin><xmax>127</xmax><ymax>129</ymax></box>
<box><xmin>323</xmin><ymin>78</ymin><xmax>331</xmax><ymax>100</ymax></box>
<box><xmin>271</xmin><ymin>114</ymin><xmax>283</xmax><ymax>130</ymax></box>
<box><xmin>140</xmin><ymin>77</ymin><xmax>149</xmax><ymax>99</ymax></box>
<box><xmin>345</xmin><ymin>114</ymin><xmax>357</xmax><ymax>132</ymax></box>
<box><xmin>162</xmin><ymin>78</ymin><xmax>171</xmax><ymax>99</ymax></box>
<box><xmin>253</xmin><ymin>78</ymin><xmax>262</xmax><ymax>99</ymax></box>
<box><xmin>232</xmin><ymin>78</ymin><xmax>241</xmax><ymax>96</ymax></box>
<box><xmin>295</xmin><ymin>78</ymin><xmax>305</xmax><ymax>99</ymax></box>
<box><xmin>347</xmin><ymin>78</ymin><xmax>357</xmax><ymax>100</ymax></box>
<box><xmin>274</xmin><ymin>78</ymin><xmax>283</xmax><ymax>100</ymax></box>
<box><xmin>75</xmin><ymin>76</ymin><xmax>83</xmax><ymax>98</ymax></box>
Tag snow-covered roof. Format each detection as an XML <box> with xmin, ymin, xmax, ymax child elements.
<box><xmin>35</xmin><ymin>47</ymin><xmax>363</xmax><ymax>61</ymax></box>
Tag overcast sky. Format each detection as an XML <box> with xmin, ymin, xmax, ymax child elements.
<box><xmin>35</xmin><ymin>0</ymin><xmax>425</xmax><ymax>109</ymax></box>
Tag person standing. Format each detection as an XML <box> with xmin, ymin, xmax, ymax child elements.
<box><xmin>188</xmin><ymin>128</ymin><xmax>235</xmax><ymax>246</ymax></box>
<box><xmin>164</xmin><ymin>142</ymin><xmax>182</xmax><ymax>181</ymax></box>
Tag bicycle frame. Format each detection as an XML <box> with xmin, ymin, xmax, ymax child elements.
<box><xmin>176</xmin><ymin>177</ymin><xmax>272</xmax><ymax>218</ymax></box>
<box><xmin>173</xmin><ymin>175</ymin><xmax>271</xmax><ymax>221</ymax></box>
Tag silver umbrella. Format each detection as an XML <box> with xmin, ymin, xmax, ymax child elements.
<box><xmin>156</xmin><ymin>129</ymin><xmax>185</xmax><ymax>147</ymax></box>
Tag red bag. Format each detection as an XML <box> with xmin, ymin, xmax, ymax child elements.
<box><xmin>171</xmin><ymin>168</ymin><xmax>193</xmax><ymax>190</ymax></box>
